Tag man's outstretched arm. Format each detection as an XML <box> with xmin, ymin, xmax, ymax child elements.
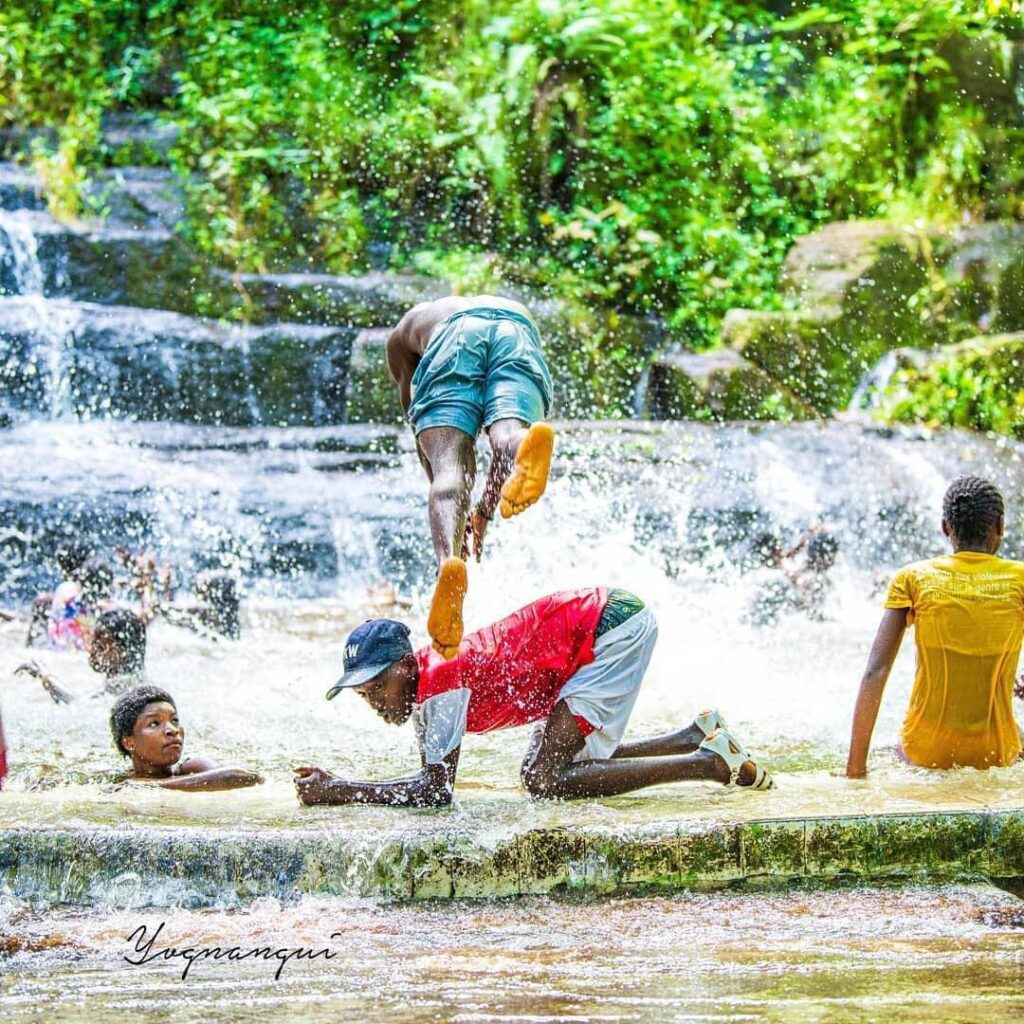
<box><xmin>293</xmin><ymin>752</ymin><xmax>458</xmax><ymax>808</ymax></box>
<box><xmin>845</xmin><ymin>607</ymin><xmax>908</xmax><ymax>777</ymax></box>
<box><xmin>15</xmin><ymin>660</ymin><xmax>76</xmax><ymax>704</ymax></box>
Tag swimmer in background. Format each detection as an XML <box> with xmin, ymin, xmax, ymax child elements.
<box><xmin>386</xmin><ymin>296</ymin><xmax>556</xmax><ymax>659</ymax></box>
<box><xmin>745</xmin><ymin>527</ymin><xmax>840</xmax><ymax>625</ymax></box>
<box><xmin>111</xmin><ymin>685</ymin><xmax>262</xmax><ymax>792</ymax></box>
<box><xmin>25</xmin><ymin>540</ymin><xmax>93</xmax><ymax>648</ymax></box>
<box><xmin>47</xmin><ymin>557</ymin><xmax>117</xmax><ymax>649</ymax></box>
<box><xmin>114</xmin><ymin>547</ymin><xmax>174</xmax><ymax>622</ymax></box>
<box><xmin>16</xmin><ymin>608</ymin><xmax>148</xmax><ymax>703</ymax></box>
<box><xmin>158</xmin><ymin>572</ymin><xmax>242</xmax><ymax>640</ymax></box>
<box><xmin>788</xmin><ymin>531</ymin><xmax>840</xmax><ymax>621</ymax></box>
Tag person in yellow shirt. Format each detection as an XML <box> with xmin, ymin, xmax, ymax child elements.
<box><xmin>846</xmin><ymin>475</ymin><xmax>1024</xmax><ymax>775</ymax></box>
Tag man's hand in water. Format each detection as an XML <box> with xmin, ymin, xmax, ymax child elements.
<box><xmin>294</xmin><ymin>766</ymin><xmax>340</xmax><ymax>805</ymax></box>
<box><xmin>15</xmin><ymin>660</ymin><xmax>44</xmax><ymax>681</ymax></box>
<box><xmin>461</xmin><ymin>509</ymin><xmax>490</xmax><ymax>562</ymax></box>
<box><xmin>15</xmin><ymin>661</ymin><xmax>74</xmax><ymax>704</ymax></box>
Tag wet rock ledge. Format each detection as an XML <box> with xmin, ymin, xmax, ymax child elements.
<box><xmin>2</xmin><ymin>809</ymin><xmax>1022</xmax><ymax>905</ymax></box>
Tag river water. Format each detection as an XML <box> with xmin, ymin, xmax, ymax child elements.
<box><xmin>4</xmin><ymin>181</ymin><xmax>1024</xmax><ymax>1018</ymax></box>
<box><xmin>2</xmin><ymin>886</ymin><xmax>1023</xmax><ymax>1022</ymax></box>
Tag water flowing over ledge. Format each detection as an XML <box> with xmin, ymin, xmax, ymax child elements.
<box><xmin>3</xmin><ymin>809</ymin><xmax>1023</xmax><ymax>906</ymax></box>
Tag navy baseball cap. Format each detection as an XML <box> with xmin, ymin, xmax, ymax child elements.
<box><xmin>326</xmin><ymin>619</ymin><xmax>413</xmax><ymax>699</ymax></box>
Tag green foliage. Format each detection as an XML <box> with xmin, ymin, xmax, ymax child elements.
<box><xmin>1</xmin><ymin>0</ymin><xmax>1021</xmax><ymax>405</ymax></box>
<box><xmin>877</xmin><ymin>336</ymin><xmax>1024</xmax><ymax>438</ymax></box>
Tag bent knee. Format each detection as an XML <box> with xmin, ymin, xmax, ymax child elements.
<box><xmin>521</xmin><ymin>763</ymin><xmax>561</xmax><ymax>800</ymax></box>
<box><xmin>429</xmin><ymin>467</ymin><xmax>472</xmax><ymax>500</ymax></box>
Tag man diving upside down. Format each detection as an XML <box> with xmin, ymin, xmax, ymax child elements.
<box><xmin>293</xmin><ymin>588</ymin><xmax>775</xmax><ymax>807</ymax></box>
<box><xmin>386</xmin><ymin>296</ymin><xmax>556</xmax><ymax>659</ymax></box>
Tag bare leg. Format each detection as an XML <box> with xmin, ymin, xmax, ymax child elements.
<box><xmin>611</xmin><ymin>722</ymin><xmax>705</xmax><ymax>759</ymax></box>
<box><xmin>520</xmin><ymin>702</ymin><xmax>755</xmax><ymax>800</ymax></box>
<box><xmin>417</xmin><ymin>427</ymin><xmax>476</xmax><ymax>563</ymax></box>
<box><xmin>476</xmin><ymin>419</ymin><xmax>528</xmax><ymax>521</ymax></box>
<box><xmin>417</xmin><ymin>427</ymin><xmax>475</xmax><ymax>659</ymax></box>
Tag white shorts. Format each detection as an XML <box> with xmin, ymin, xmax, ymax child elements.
<box><xmin>559</xmin><ymin>607</ymin><xmax>658</xmax><ymax>760</ymax></box>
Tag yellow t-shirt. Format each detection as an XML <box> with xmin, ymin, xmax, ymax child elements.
<box><xmin>886</xmin><ymin>551</ymin><xmax>1024</xmax><ymax>769</ymax></box>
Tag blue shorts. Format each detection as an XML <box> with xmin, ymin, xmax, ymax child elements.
<box><xmin>407</xmin><ymin>307</ymin><xmax>554</xmax><ymax>438</ymax></box>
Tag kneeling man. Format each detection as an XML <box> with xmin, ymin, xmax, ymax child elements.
<box><xmin>294</xmin><ymin>588</ymin><xmax>774</xmax><ymax>806</ymax></box>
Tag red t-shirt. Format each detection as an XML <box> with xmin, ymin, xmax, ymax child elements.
<box><xmin>414</xmin><ymin>588</ymin><xmax>608</xmax><ymax>763</ymax></box>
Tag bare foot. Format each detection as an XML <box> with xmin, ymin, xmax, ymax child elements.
<box><xmin>427</xmin><ymin>557</ymin><xmax>468</xmax><ymax>660</ymax></box>
<box><xmin>500</xmin><ymin>422</ymin><xmax>555</xmax><ymax>519</ymax></box>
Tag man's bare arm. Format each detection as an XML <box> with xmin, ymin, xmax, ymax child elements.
<box><xmin>294</xmin><ymin>751</ymin><xmax>458</xmax><ymax>808</ymax></box>
<box><xmin>385</xmin><ymin>323</ymin><xmax>419</xmax><ymax>414</ymax></box>
<box><xmin>15</xmin><ymin>660</ymin><xmax>75</xmax><ymax>704</ymax></box>
<box><xmin>845</xmin><ymin>607</ymin><xmax>908</xmax><ymax>777</ymax></box>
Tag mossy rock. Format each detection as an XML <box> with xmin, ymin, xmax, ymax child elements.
<box><xmin>532</xmin><ymin>302</ymin><xmax>662</xmax><ymax>419</ymax></box>
<box><xmin>994</xmin><ymin>252</ymin><xmax>1024</xmax><ymax>332</ymax></box>
<box><xmin>725</xmin><ymin>222</ymin><xmax>974</xmax><ymax>416</ymax></box>
<box><xmin>222</xmin><ymin>271</ymin><xmax>449</xmax><ymax>328</ymax></box>
<box><xmin>740</xmin><ymin>820</ymin><xmax>805</xmax><ymax>878</ymax></box>
<box><xmin>874</xmin><ymin>332</ymin><xmax>1024</xmax><ymax>438</ymax></box>
<box><xmin>645</xmin><ymin>344</ymin><xmax>813</xmax><ymax>421</ymax></box>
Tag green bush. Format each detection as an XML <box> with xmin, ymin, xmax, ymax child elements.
<box><xmin>876</xmin><ymin>335</ymin><xmax>1024</xmax><ymax>438</ymax></box>
<box><xmin>1</xmin><ymin>1</ymin><xmax>1020</xmax><ymax>393</ymax></box>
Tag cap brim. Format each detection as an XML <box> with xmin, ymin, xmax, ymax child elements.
<box><xmin>325</xmin><ymin>661</ymin><xmax>393</xmax><ymax>700</ymax></box>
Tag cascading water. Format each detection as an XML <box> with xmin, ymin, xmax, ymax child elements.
<box><xmin>0</xmin><ymin>209</ymin><xmax>78</xmax><ymax>418</ymax></box>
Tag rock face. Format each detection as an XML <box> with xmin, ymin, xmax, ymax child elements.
<box><xmin>644</xmin><ymin>345</ymin><xmax>813</xmax><ymax>421</ymax></box>
<box><xmin>0</xmin><ymin>297</ymin><xmax>356</xmax><ymax>425</ymax></box>
<box><xmin>345</xmin><ymin>327</ymin><xmax>404</xmax><ymax>424</ymax></box>
<box><xmin>223</xmin><ymin>270</ymin><xmax>449</xmax><ymax>328</ymax></box>
<box><xmin>708</xmin><ymin>220</ymin><xmax>1024</xmax><ymax>420</ymax></box>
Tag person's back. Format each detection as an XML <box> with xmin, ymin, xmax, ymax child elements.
<box><xmin>845</xmin><ymin>475</ymin><xmax>1024</xmax><ymax>778</ymax></box>
<box><xmin>888</xmin><ymin>550</ymin><xmax>1024</xmax><ymax>768</ymax></box>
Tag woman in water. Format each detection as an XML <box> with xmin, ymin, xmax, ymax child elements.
<box><xmin>111</xmin><ymin>685</ymin><xmax>263</xmax><ymax>791</ymax></box>
<box><xmin>846</xmin><ymin>475</ymin><xmax>1024</xmax><ymax>775</ymax></box>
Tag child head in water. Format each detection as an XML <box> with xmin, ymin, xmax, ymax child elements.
<box><xmin>805</xmin><ymin>532</ymin><xmax>839</xmax><ymax>572</ymax></box>
<box><xmin>749</xmin><ymin>531</ymin><xmax>784</xmax><ymax>569</ymax></box>
<box><xmin>90</xmin><ymin>609</ymin><xmax>146</xmax><ymax>678</ymax></box>
<box><xmin>55</xmin><ymin>540</ymin><xmax>92</xmax><ymax>581</ymax></box>
<box><xmin>110</xmin><ymin>685</ymin><xmax>181</xmax><ymax>765</ymax></box>
<box><xmin>941</xmin><ymin>475</ymin><xmax>1004</xmax><ymax>551</ymax></box>
<box><xmin>109</xmin><ymin>685</ymin><xmax>263</xmax><ymax>790</ymax></box>
<box><xmin>194</xmin><ymin>572</ymin><xmax>240</xmax><ymax>638</ymax></box>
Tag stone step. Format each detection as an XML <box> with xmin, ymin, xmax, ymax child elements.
<box><xmin>0</xmin><ymin>207</ymin><xmax>203</xmax><ymax>311</ymax></box>
<box><xmin>0</xmin><ymin>296</ymin><xmax>356</xmax><ymax>426</ymax></box>
<box><xmin>224</xmin><ymin>269</ymin><xmax>449</xmax><ymax>328</ymax></box>
<box><xmin>0</xmin><ymin>163</ymin><xmax>47</xmax><ymax>211</ymax></box>
<box><xmin>1</xmin><ymin>809</ymin><xmax>1020</xmax><ymax>903</ymax></box>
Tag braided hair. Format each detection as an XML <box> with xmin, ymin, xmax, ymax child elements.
<box><xmin>941</xmin><ymin>476</ymin><xmax>1004</xmax><ymax>547</ymax></box>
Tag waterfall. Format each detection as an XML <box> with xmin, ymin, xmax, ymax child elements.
<box><xmin>0</xmin><ymin>210</ymin><xmax>78</xmax><ymax>418</ymax></box>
